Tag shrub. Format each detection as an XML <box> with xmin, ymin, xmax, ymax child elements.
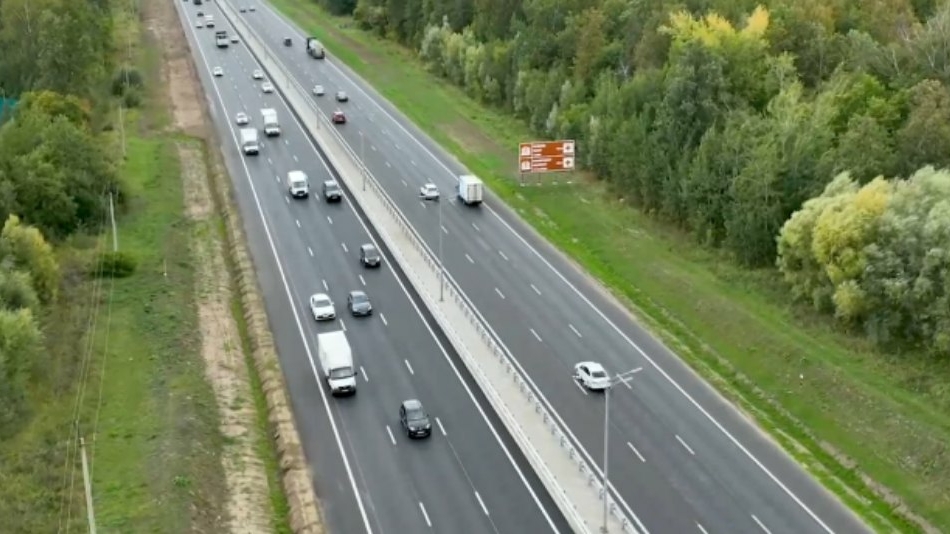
<box><xmin>111</xmin><ymin>67</ymin><xmax>144</xmax><ymax>96</ymax></box>
<box><xmin>94</xmin><ymin>251</ymin><xmax>137</xmax><ymax>278</ymax></box>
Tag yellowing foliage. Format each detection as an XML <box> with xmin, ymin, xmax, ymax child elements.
<box><xmin>661</xmin><ymin>5</ymin><xmax>770</xmax><ymax>48</ymax></box>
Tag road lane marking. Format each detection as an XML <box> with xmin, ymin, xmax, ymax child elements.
<box><xmin>627</xmin><ymin>442</ymin><xmax>646</xmax><ymax>463</ymax></box>
<box><xmin>267</xmin><ymin>157</ymin><xmax>272</xmax><ymax>164</ymax></box>
<box><xmin>327</xmin><ymin>216</ymin><xmax>333</xmax><ymax>224</ymax></box>
<box><xmin>751</xmin><ymin>515</ymin><xmax>771</xmax><ymax>534</ymax></box>
<box><xmin>360</xmin><ymin>365</ymin><xmax>368</xmax><ymax>382</ymax></box>
<box><xmin>340</xmin><ymin>319</ymin><xmax>347</xmax><ymax>332</ymax></box>
<box><xmin>274</xmin><ymin>175</ymin><xmax>280</xmax><ymax>182</ymax></box>
<box><xmin>498</xmin><ymin>250</ymin><xmax>508</xmax><ymax>261</ymax></box>
<box><xmin>295</xmin><ymin>219</ymin><xmax>300</xmax><ymax>228</ymax></box>
<box><xmin>411</xmin><ymin>160</ymin><xmax>417</xmax><ymax>166</ymax></box>
<box><xmin>531</xmin><ymin>284</ymin><xmax>541</xmax><ymax>295</ymax></box>
<box><xmin>404</xmin><ymin>359</ymin><xmax>415</xmax><ymax>375</ymax></box>
<box><xmin>293</xmin><ymin>154</ymin><xmax>298</xmax><ymax>162</ymax></box>
<box><xmin>435</xmin><ymin>417</ymin><xmax>446</xmax><ymax>436</ymax></box>
<box><xmin>386</xmin><ymin>425</ymin><xmax>396</xmax><ymax>445</ymax></box>
<box><xmin>385</xmin><ymin>161</ymin><xmax>391</xmax><ymax>167</ymax></box>
<box><xmin>676</xmin><ymin>435</ymin><xmax>695</xmax><ymax>456</ymax></box>
<box><xmin>321</xmin><ymin>279</ymin><xmax>328</xmax><ymax>290</ymax></box>
<box><xmin>308</xmin><ymin>247</ymin><xmax>314</xmax><ymax>257</ymax></box>
<box><xmin>401</xmin><ymin>179</ymin><xmax>407</xmax><ymax>187</ymax></box>
<box><xmin>569</xmin><ymin>324</ymin><xmax>582</xmax><ymax>338</ymax></box>
<box><xmin>420</xmin><ymin>201</ymin><xmax>427</xmax><ymax>208</ymax></box>
<box><xmin>359</xmin><ymin>274</ymin><xmax>366</xmax><ymax>286</ymax></box>
<box><xmin>418</xmin><ymin>502</ymin><xmax>432</xmax><ymax>527</ymax></box>
<box><xmin>380</xmin><ymin>313</ymin><xmax>388</xmax><ymax>326</ymax></box>
<box><xmin>696</xmin><ymin>523</ymin><xmax>709</xmax><ymax>534</ymax></box>
<box><xmin>394</xmin><ymin>142</ymin><xmax>401</xmax><ymax>150</ymax></box>
<box><xmin>573</xmin><ymin>380</ymin><xmax>589</xmax><ymax>395</ymax></box>
<box><xmin>472</xmin><ymin>222</ymin><xmax>480</xmax><ymax>232</ymax></box>
<box><xmin>530</xmin><ymin>328</ymin><xmax>542</xmax><ymax>342</ymax></box>
<box><xmin>284</xmin><ymin>197</ymin><xmax>289</xmax><ymax>204</ymax></box>
<box><xmin>441</xmin><ymin>225</ymin><xmax>448</xmax><ymax>234</ymax></box>
<box><xmin>284</xmin><ymin>139</ymin><xmax>289</xmax><ymax>145</ymax></box>
<box><xmin>494</xmin><ymin>287</ymin><xmax>505</xmax><ymax>299</ymax></box>
<box><xmin>465</xmin><ymin>253</ymin><xmax>474</xmax><ymax>263</ymax></box>
<box><xmin>341</xmin><ymin>242</ymin><xmax>348</xmax><ymax>252</ymax></box>
<box><xmin>371</xmin><ymin>144</ymin><xmax>377</xmax><ymax>151</ymax></box>
<box><xmin>474</xmin><ymin>491</ymin><xmax>489</xmax><ymax>516</ymax></box>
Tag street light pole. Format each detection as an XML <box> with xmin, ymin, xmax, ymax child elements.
<box><xmin>360</xmin><ymin>131</ymin><xmax>366</xmax><ymax>191</ymax></box>
<box><xmin>601</xmin><ymin>367</ymin><xmax>642</xmax><ymax>533</ymax></box>
<box><xmin>438</xmin><ymin>196</ymin><xmax>444</xmax><ymax>302</ymax></box>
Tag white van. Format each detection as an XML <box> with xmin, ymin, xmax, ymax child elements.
<box><xmin>240</xmin><ymin>128</ymin><xmax>259</xmax><ymax>155</ymax></box>
<box><xmin>287</xmin><ymin>170</ymin><xmax>309</xmax><ymax>198</ymax></box>
<box><xmin>204</xmin><ymin>14</ymin><xmax>215</xmax><ymax>27</ymax></box>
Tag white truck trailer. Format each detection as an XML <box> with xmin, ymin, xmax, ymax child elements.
<box><xmin>317</xmin><ymin>331</ymin><xmax>357</xmax><ymax>396</ymax></box>
<box><xmin>457</xmin><ymin>174</ymin><xmax>484</xmax><ymax>205</ymax></box>
<box><xmin>261</xmin><ymin>108</ymin><xmax>280</xmax><ymax>136</ymax></box>
<box><xmin>240</xmin><ymin>128</ymin><xmax>259</xmax><ymax>156</ymax></box>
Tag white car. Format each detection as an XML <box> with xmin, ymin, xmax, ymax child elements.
<box><xmin>212</xmin><ymin>66</ymin><xmax>224</xmax><ymax>77</ymax></box>
<box><xmin>235</xmin><ymin>112</ymin><xmax>249</xmax><ymax>125</ymax></box>
<box><xmin>335</xmin><ymin>91</ymin><xmax>348</xmax><ymax>102</ymax></box>
<box><xmin>309</xmin><ymin>293</ymin><xmax>336</xmax><ymax>321</ymax></box>
<box><xmin>312</xmin><ymin>84</ymin><xmax>325</xmax><ymax>96</ymax></box>
<box><xmin>230</xmin><ymin>36</ymin><xmax>239</xmax><ymax>44</ymax></box>
<box><xmin>261</xmin><ymin>81</ymin><xmax>275</xmax><ymax>93</ymax></box>
<box><xmin>196</xmin><ymin>20</ymin><xmax>204</xmax><ymax>28</ymax></box>
<box><xmin>252</xmin><ymin>69</ymin><xmax>264</xmax><ymax>80</ymax></box>
<box><xmin>574</xmin><ymin>362</ymin><xmax>610</xmax><ymax>391</ymax></box>
<box><xmin>419</xmin><ymin>183</ymin><xmax>439</xmax><ymax>201</ymax></box>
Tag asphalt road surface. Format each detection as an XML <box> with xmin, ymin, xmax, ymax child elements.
<box><xmin>220</xmin><ymin>1</ymin><xmax>876</xmax><ymax>533</ymax></box>
<box><xmin>173</xmin><ymin>2</ymin><xmax>572</xmax><ymax>533</ymax></box>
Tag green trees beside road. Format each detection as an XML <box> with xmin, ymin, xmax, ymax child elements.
<box><xmin>328</xmin><ymin>0</ymin><xmax>950</xmax><ymax>355</ymax></box>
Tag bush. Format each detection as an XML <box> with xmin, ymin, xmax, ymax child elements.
<box><xmin>94</xmin><ymin>250</ymin><xmax>137</xmax><ymax>278</ymax></box>
<box><xmin>122</xmin><ymin>87</ymin><xmax>143</xmax><ymax>108</ymax></box>
<box><xmin>111</xmin><ymin>67</ymin><xmax>144</xmax><ymax>96</ymax></box>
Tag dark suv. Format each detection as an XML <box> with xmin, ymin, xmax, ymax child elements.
<box><xmin>322</xmin><ymin>180</ymin><xmax>342</xmax><ymax>202</ymax></box>
<box><xmin>359</xmin><ymin>244</ymin><xmax>381</xmax><ymax>268</ymax></box>
<box><xmin>399</xmin><ymin>399</ymin><xmax>431</xmax><ymax>439</ymax></box>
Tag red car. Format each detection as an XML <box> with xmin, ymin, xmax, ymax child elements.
<box><xmin>332</xmin><ymin>110</ymin><xmax>346</xmax><ymax>124</ymax></box>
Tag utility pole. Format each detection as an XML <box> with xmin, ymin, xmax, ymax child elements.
<box><xmin>109</xmin><ymin>192</ymin><xmax>118</xmax><ymax>252</ymax></box>
<box><xmin>79</xmin><ymin>437</ymin><xmax>98</xmax><ymax>534</ymax></box>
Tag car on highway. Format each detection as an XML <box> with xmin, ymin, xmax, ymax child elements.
<box><xmin>312</xmin><ymin>84</ymin><xmax>325</xmax><ymax>96</ymax></box>
<box><xmin>235</xmin><ymin>112</ymin><xmax>249</xmax><ymax>125</ymax></box>
<box><xmin>261</xmin><ymin>81</ymin><xmax>275</xmax><ymax>93</ymax></box>
<box><xmin>573</xmin><ymin>361</ymin><xmax>610</xmax><ymax>391</ymax></box>
<box><xmin>335</xmin><ymin>91</ymin><xmax>348</xmax><ymax>102</ymax></box>
<box><xmin>252</xmin><ymin>69</ymin><xmax>264</xmax><ymax>80</ymax></box>
<box><xmin>309</xmin><ymin>293</ymin><xmax>336</xmax><ymax>321</ymax></box>
<box><xmin>331</xmin><ymin>110</ymin><xmax>346</xmax><ymax>124</ymax></box>
<box><xmin>322</xmin><ymin>180</ymin><xmax>342</xmax><ymax>202</ymax></box>
<box><xmin>212</xmin><ymin>66</ymin><xmax>224</xmax><ymax>77</ymax></box>
<box><xmin>196</xmin><ymin>19</ymin><xmax>203</xmax><ymax>28</ymax></box>
<box><xmin>399</xmin><ymin>399</ymin><xmax>432</xmax><ymax>439</ymax></box>
<box><xmin>359</xmin><ymin>244</ymin><xmax>381</xmax><ymax>268</ymax></box>
<box><xmin>196</xmin><ymin>10</ymin><xmax>203</xmax><ymax>16</ymax></box>
<box><xmin>419</xmin><ymin>183</ymin><xmax>440</xmax><ymax>201</ymax></box>
<box><xmin>239</xmin><ymin>6</ymin><xmax>246</xmax><ymax>11</ymax></box>
<box><xmin>248</xmin><ymin>5</ymin><xmax>256</xmax><ymax>11</ymax></box>
<box><xmin>347</xmin><ymin>290</ymin><xmax>372</xmax><ymax>316</ymax></box>
<box><xmin>230</xmin><ymin>36</ymin><xmax>239</xmax><ymax>43</ymax></box>
<box><xmin>283</xmin><ymin>37</ymin><xmax>292</xmax><ymax>46</ymax></box>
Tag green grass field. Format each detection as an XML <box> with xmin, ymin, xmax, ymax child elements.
<box><xmin>267</xmin><ymin>1</ymin><xmax>950</xmax><ymax>530</ymax></box>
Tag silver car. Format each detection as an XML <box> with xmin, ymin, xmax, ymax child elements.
<box><xmin>309</xmin><ymin>293</ymin><xmax>336</xmax><ymax>321</ymax></box>
<box><xmin>261</xmin><ymin>81</ymin><xmax>275</xmax><ymax>93</ymax></box>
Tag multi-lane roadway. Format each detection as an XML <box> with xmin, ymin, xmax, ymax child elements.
<box><xmin>213</xmin><ymin>1</ymin><xmax>875</xmax><ymax>533</ymax></box>
<box><xmin>173</xmin><ymin>2</ymin><xmax>572</xmax><ymax>533</ymax></box>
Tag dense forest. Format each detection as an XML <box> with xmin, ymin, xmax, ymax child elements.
<box><xmin>314</xmin><ymin>0</ymin><xmax>950</xmax><ymax>355</ymax></box>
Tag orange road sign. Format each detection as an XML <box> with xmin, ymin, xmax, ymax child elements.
<box><xmin>518</xmin><ymin>140</ymin><xmax>576</xmax><ymax>173</ymax></box>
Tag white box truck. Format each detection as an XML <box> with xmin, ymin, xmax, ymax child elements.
<box><xmin>240</xmin><ymin>128</ymin><xmax>259</xmax><ymax>155</ymax></box>
<box><xmin>306</xmin><ymin>37</ymin><xmax>326</xmax><ymax>59</ymax></box>
<box><xmin>457</xmin><ymin>174</ymin><xmax>484</xmax><ymax>205</ymax></box>
<box><xmin>287</xmin><ymin>170</ymin><xmax>309</xmax><ymax>198</ymax></box>
<box><xmin>261</xmin><ymin>108</ymin><xmax>280</xmax><ymax>136</ymax></box>
<box><xmin>317</xmin><ymin>331</ymin><xmax>356</xmax><ymax>396</ymax></box>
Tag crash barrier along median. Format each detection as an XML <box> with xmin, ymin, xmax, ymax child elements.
<box><xmin>219</xmin><ymin>3</ymin><xmax>636</xmax><ymax>532</ymax></box>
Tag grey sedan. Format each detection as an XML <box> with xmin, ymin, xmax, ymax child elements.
<box><xmin>347</xmin><ymin>290</ymin><xmax>373</xmax><ymax>316</ymax></box>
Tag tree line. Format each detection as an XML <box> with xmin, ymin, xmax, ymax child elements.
<box><xmin>318</xmin><ymin>0</ymin><xmax>950</xmax><ymax>356</ymax></box>
<box><xmin>0</xmin><ymin>0</ymin><xmax>127</xmax><ymax>437</ymax></box>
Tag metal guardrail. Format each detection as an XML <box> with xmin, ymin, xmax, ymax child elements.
<box><xmin>218</xmin><ymin>3</ymin><xmax>636</xmax><ymax>532</ymax></box>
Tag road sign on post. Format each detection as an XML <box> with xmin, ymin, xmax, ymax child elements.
<box><xmin>518</xmin><ymin>140</ymin><xmax>575</xmax><ymax>173</ymax></box>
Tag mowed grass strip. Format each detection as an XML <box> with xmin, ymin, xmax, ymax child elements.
<box><xmin>266</xmin><ymin>1</ymin><xmax>950</xmax><ymax>530</ymax></box>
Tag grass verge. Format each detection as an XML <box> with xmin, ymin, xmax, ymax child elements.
<box><xmin>266</xmin><ymin>1</ymin><xmax>950</xmax><ymax>530</ymax></box>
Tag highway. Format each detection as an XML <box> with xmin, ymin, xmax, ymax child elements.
<box><xmin>173</xmin><ymin>2</ymin><xmax>571</xmax><ymax>533</ymax></box>
<box><xmin>224</xmin><ymin>2</ymin><xmax>875</xmax><ymax>533</ymax></box>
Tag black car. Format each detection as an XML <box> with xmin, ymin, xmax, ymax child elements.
<box><xmin>399</xmin><ymin>399</ymin><xmax>431</xmax><ymax>439</ymax></box>
<box><xmin>197</xmin><ymin>10</ymin><xmax>204</xmax><ymax>16</ymax></box>
<box><xmin>322</xmin><ymin>180</ymin><xmax>342</xmax><ymax>202</ymax></box>
<box><xmin>283</xmin><ymin>37</ymin><xmax>292</xmax><ymax>46</ymax></box>
<box><xmin>359</xmin><ymin>244</ymin><xmax>381</xmax><ymax>268</ymax></box>
<box><xmin>347</xmin><ymin>290</ymin><xmax>373</xmax><ymax>316</ymax></box>
<box><xmin>239</xmin><ymin>6</ymin><xmax>246</xmax><ymax>12</ymax></box>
